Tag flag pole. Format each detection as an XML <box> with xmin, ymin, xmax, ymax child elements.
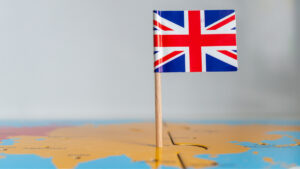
<box><xmin>155</xmin><ymin>72</ymin><xmax>163</xmax><ymax>147</ymax></box>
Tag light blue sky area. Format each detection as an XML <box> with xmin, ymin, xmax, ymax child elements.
<box><xmin>196</xmin><ymin>131</ymin><xmax>300</xmax><ymax>169</ymax></box>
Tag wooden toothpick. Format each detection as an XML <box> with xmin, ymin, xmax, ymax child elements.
<box><xmin>155</xmin><ymin>73</ymin><xmax>163</xmax><ymax>147</ymax></box>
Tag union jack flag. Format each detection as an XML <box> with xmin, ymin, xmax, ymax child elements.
<box><xmin>153</xmin><ymin>10</ymin><xmax>238</xmax><ymax>72</ymax></box>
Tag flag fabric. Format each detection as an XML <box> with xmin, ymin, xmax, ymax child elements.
<box><xmin>153</xmin><ymin>10</ymin><xmax>238</xmax><ymax>72</ymax></box>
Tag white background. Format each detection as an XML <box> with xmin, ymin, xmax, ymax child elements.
<box><xmin>0</xmin><ymin>0</ymin><xmax>299</xmax><ymax>120</ymax></box>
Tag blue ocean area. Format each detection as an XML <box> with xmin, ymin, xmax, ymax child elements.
<box><xmin>0</xmin><ymin>153</ymin><xmax>56</xmax><ymax>169</ymax></box>
<box><xmin>0</xmin><ymin>153</ymin><xmax>179</xmax><ymax>169</ymax></box>
<box><xmin>196</xmin><ymin>131</ymin><xmax>300</xmax><ymax>169</ymax></box>
<box><xmin>0</xmin><ymin>138</ymin><xmax>56</xmax><ymax>168</ymax></box>
<box><xmin>0</xmin><ymin>138</ymin><xmax>19</xmax><ymax>146</ymax></box>
<box><xmin>268</xmin><ymin>131</ymin><xmax>300</xmax><ymax>140</ymax></box>
<box><xmin>36</xmin><ymin>138</ymin><xmax>46</xmax><ymax>141</ymax></box>
<box><xmin>75</xmin><ymin>155</ymin><xmax>149</xmax><ymax>169</ymax></box>
<box><xmin>262</xmin><ymin>135</ymin><xmax>296</xmax><ymax>145</ymax></box>
<box><xmin>75</xmin><ymin>155</ymin><xmax>180</xmax><ymax>169</ymax></box>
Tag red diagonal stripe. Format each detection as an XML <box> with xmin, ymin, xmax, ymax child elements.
<box><xmin>207</xmin><ymin>15</ymin><xmax>235</xmax><ymax>30</ymax></box>
<box><xmin>218</xmin><ymin>50</ymin><xmax>237</xmax><ymax>60</ymax></box>
<box><xmin>153</xmin><ymin>20</ymin><xmax>173</xmax><ymax>31</ymax></box>
<box><xmin>154</xmin><ymin>51</ymin><xmax>183</xmax><ymax>67</ymax></box>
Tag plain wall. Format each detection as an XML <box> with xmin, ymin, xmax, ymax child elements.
<box><xmin>0</xmin><ymin>0</ymin><xmax>299</xmax><ymax>120</ymax></box>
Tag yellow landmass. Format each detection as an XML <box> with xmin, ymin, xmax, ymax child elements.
<box><xmin>0</xmin><ymin>123</ymin><xmax>300</xmax><ymax>169</ymax></box>
<box><xmin>0</xmin><ymin>155</ymin><xmax>4</xmax><ymax>159</ymax></box>
<box><xmin>263</xmin><ymin>157</ymin><xmax>274</xmax><ymax>164</ymax></box>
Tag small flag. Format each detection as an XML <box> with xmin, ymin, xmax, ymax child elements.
<box><xmin>153</xmin><ymin>10</ymin><xmax>238</xmax><ymax>72</ymax></box>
